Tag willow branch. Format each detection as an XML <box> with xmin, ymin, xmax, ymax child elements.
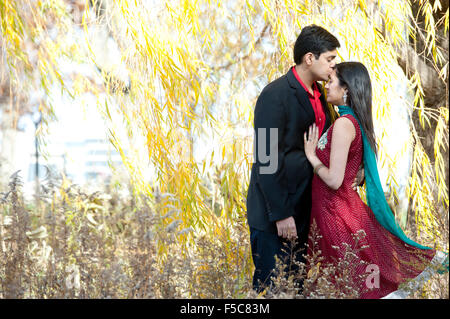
<box><xmin>212</xmin><ymin>22</ymin><xmax>270</xmax><ymax>71</ymax></box>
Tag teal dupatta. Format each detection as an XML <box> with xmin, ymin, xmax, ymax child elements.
<box><xmin>337</xmin><ymin>105</ymin><xmax>448</xmax><ymax>275</ymax></box>
<box><xmin>338</xmin><ymin>105</ymin><xmax>430</xmax><ymax>250</ymax></box>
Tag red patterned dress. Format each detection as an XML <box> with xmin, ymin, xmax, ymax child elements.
<box><xmin>309</xmin><ymin>114</ymin><xmax>436</xmax><ymax>299</ymax></box>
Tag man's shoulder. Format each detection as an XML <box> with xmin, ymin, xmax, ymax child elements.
<box><xmin>259</xmin><ymin>73</ymin><xmax>290</xmax><ymax>98</ymax></box>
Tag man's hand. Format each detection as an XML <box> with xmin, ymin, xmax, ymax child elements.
<box><xmin>276</xmin><ymin>216</ymin><xmax>297</xmax><ymax>239</ymax></box>
<box><xmin>352</xmin><ymin>164</ymin><xmax>365</xmax><ymax>190</ymax></box>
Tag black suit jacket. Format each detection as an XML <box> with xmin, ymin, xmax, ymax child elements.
<box><xmin>246</xmin><ymin>67</ymin><xmax>336</xmax><ymax>234</ymax></box>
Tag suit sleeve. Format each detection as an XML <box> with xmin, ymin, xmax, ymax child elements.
<box><xmin>253</xmin><ymin>89</ymin><xmax>295</xmax><ymax>222</ymax></box>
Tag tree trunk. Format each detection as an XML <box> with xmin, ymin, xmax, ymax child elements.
<box><xmin>394</xmin><ymin>0</ymin><xmax>449</xmax><ymax>225</ymax></box>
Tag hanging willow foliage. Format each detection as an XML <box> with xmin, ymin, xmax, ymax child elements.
<box><xmin>1</xmin><ymin>0</ymin><xmax>448</xmax><ymax>270</ymax></box>
<box><xmin>0</xmin><ymin>0</ymin><xmax>90</xmax><ymax>151</ymax></box>
<box><xmin>82</xmin><ymin>0</ymin><xmax>448</xmax><ymax>249</ymax></box>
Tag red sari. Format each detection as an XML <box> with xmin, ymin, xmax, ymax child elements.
<box><xmin>309</xmin><ymin>114</ymin><xmax>436</xmax><ymax>299</ymax></box>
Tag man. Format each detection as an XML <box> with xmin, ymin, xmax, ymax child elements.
<box><xmin>246</xmin><ymin>25</ymin><xmax>340</xmax><ymax>292</ymax></box>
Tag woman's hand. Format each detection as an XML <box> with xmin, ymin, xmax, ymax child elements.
<box><xmin>352</xmin><ymin>164</ymin><xmax>365</xmax><ymax>190</ymax></box>
<box><xmin>304</xmin><ymin>123</ymin><xmax>319</xmax><ymax>162</ymax></box>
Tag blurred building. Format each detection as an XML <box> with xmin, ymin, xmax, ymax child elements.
<box><xmin>26</xmin><ymin>138</ymin><xmax>122</xmax><ymax>181</ymax></box>
<box><xmin>22</xmin><ymin>137</ymin><xmax>123</xmax><ymax>198</ymax></box>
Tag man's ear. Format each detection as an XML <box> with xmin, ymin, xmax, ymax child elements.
<box><xmin>304</xmin><ymin>52</ymin><xmax>314</xmax><ymax>66</ymax></box>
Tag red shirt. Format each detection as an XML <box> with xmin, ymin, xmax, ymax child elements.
<box><xmin>292</xmin><ymin>66</ymin><xmax>326</xmax><ymax>136</ymax></box>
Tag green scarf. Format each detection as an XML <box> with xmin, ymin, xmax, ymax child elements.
<box><xmin>337</xmin><ymin>105</ymin><xmax>432</xmax><ymax>250</ymax></box>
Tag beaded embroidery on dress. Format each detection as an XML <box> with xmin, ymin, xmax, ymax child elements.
<box><xmin>317</xmin><ymin>127</ymin><xmax>330</xmax><ymax>150</ymax></box>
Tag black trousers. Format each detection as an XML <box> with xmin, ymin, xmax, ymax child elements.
<box><xmin>250</xmin><ymin>227</ymin><xmax>308</xmax><ymax>293</ymax></box>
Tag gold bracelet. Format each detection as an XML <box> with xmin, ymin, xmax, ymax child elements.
<box><xmin>313</xmin><ymin>163</ymin><xmax>325</xmax><ymax>175</ymax></box>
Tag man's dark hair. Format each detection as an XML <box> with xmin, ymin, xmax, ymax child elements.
<box><xmin>293</xmin><ymin>25</ymin><xmax>340</xmax><ymax>64</ymax></box>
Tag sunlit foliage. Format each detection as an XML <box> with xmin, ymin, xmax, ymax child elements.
<box><xmin>1</xmin><ymin>0</ymin><xmax>448</xmax><ymax>294</ymax></box>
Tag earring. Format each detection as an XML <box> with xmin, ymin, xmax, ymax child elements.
<box><xmin>343</xmin><ymin>93</ymin><xmax>347</xmax><ymax>105</ymax></box>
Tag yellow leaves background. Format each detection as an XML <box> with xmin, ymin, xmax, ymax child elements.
<box><xmin>1</xmin><ymin>0</ymin><xmax>448</xmax><ymax>292</ymax></box>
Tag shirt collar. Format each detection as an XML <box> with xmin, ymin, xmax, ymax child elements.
<box><xmin>292</xmin><ymin>66</ymin><xmax>321</xmax><ymax>98</ymax></box>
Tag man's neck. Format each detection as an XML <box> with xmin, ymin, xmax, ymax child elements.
<box><xmin>294</xmin><ymin>64</ymin><xmax>315</xmax><ymax>94</ymax></box>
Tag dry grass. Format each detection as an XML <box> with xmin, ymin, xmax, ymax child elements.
<box><xmin>0</xmin><ymin>171</ymin><xmax>447</xmax><ymax>299</ymax></box>
<box><xmin>0</xmin><ymin>170</ymin><xmax>254</xmax><ymax>298</ymax></box>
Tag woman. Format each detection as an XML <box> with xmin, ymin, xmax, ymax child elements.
<box><xmin>304</xmin><ymin>62</ymin><xmax>448</xmax><ymax>299</ymax></box>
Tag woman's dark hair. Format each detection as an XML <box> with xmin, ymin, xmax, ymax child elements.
<box><xmin>335</xmin><ymin>62</ymin><xmax>378</xmax><ymax>155</ymax></box>
<box><xmin>293</xmin><ymin>25</ymin><xmax>340</xmax><ymax>65</ymax></box>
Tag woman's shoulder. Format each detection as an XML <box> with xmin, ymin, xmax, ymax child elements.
<box><xmin>332</xmin><ymin>116</ymin><xmax>356</xmax><ymax>140</ymax></box>
<box><xmin>334</xmin><ymin>115</ymin><xmax>356</xmax><ymax>129</ymax></box>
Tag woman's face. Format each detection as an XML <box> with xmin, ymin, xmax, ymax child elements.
<box><xmin>324</xmin><ymin>70</ymin><xmax>347</xmax><ymax>106</ymax></box>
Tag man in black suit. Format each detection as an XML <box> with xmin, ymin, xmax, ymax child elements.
<box><xmin>246</xmin><ymin>25</ymin><xmax>340</xmax><ymax>292</ymax></box>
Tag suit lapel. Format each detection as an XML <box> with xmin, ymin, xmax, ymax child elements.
<box><xmin>286</xmin><ymin>68</ymin><xmax>315</xmax><ymax>121</ymax></box>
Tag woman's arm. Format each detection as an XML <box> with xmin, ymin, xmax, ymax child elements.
<box><xmin>304</xmin><ymin>118</ymin><xmax>355</xmax><ymax>190</ymax></box>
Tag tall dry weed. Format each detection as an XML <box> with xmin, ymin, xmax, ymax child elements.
<box><xmin>0</xmin><ymin>171</ymin><xmax>447</xmax><ymax>299</ymax></box>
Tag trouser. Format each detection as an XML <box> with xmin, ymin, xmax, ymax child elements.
<box><xmin>250</xmin><ymin>226</ymin><xmax>308</xmax><ymax>293</ymax></box>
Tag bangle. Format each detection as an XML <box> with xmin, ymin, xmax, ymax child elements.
<box><xmin>313</xmin><ymin>163</ymin><xmax>325</xmax><ymax>175</ymax></box>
